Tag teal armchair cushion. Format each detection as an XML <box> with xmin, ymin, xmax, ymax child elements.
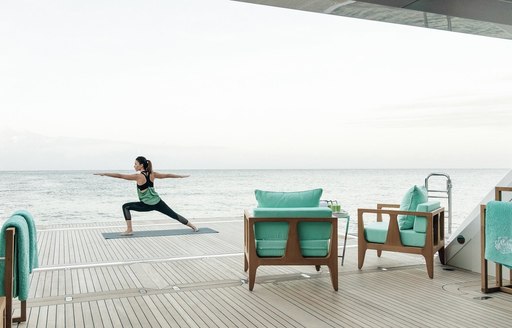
<box><xmin>413</xmin><ymin>201</ymin><xmax>441</xmax><ymax>233</ymax></box>
<box><xmin>255</xmin><ymin>240</ymin><xmax>287</xmax><ymax>257</ymax></box>
<box><xmin>252</xmin><ymin>205</ymin><xmax>332</xmax><ymax>258</ymax></box>
<box><xmin>398</xmin><ymin>185</ymin><xmax>428</xmax><ymax>230</ymax></box>
<box><xmin>300</xmin><ymin>239</ymin><xmax>330</xmax><ymax>257</ymax></box>
<box><xmin>399</xmin><ymin>230</ymin><xmax>426</xmax><ymax>247</ymax></box>
<box><xmin>254</xmin><ymin>222</ymin><xmax>289</xmax><ymax>257</ymax></box>
<box><xmin>255</xmin><ymin>189</ymin><xmax>323</xmax><ymax>208</ymax></box>
<box><xmin>364</xmin><ymin>222</ymin><xmax>426</xmax><ymax>246</ymax></box>
<box><xmin>364</xmin><ymin>222</ymin><xmax>388</xmax><ymax>243</ymax></box>
<box><xmin>299</xmin><ymin>221</ymin><xmax>332</xmax><ymax>257</ymax></box>
<box><xmin>253</xmin><ymin>207</ymin><xmax>332</xmax><ymax>218</ymax></box>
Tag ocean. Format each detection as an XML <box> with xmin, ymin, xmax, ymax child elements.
<box><xmin>0</xmin><ymin>169</ymin><xmax>509</xmax><ymax>234</ymax></box>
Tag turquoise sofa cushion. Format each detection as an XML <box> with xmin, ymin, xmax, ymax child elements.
<box><xmin>364</xmin><ymin>222</ymin><xmax>388</xmax><ymax>243</ymax></box>
<box><xmin>300</xmin><ymin>240</ymin><xmax>330</xmax><ymax>257</ymax></box>
<box><xmin>255</xmin><ymin>189</ymin><xmax>323</xmax><ymax>208</ymax></box>
<box><xmin>398</xmin><ymin>185</ymin><xmax>428</xmax><ymax>230</ymax></box>
<box><xmin>413</xmin><ymin>201</ymin><xmax>441</xmax><ymax>233</ymax></box>
<box><xmin>253</xmin><ymin>207</ymin><xmax>332</xmax><ymax>218</ymax></box>
<box><xmin>399</xmin><ymin>229</ymin><xmax>426</xmax><ymax>247</ymax></box>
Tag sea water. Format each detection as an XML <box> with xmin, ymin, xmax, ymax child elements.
<box><xmin>0</xmin><ymin>169</ymin><xmax>508</xmax><ymax>233</ymax></box>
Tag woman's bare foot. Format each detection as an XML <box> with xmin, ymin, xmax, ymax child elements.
<box><xmin>187</xmin><ymin>222</ymin><xmax>199</xmax><ymax>232</ymax></box>
<box><xmin>121</xmin><ymin>230</ymin><xmax>133</xmax><ymax>236</ymax></box>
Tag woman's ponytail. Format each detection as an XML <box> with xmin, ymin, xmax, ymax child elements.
<box><xmin>146</xmin><ymin>160</ymin><xmax>153</xmax><ymax>174</ymax></box>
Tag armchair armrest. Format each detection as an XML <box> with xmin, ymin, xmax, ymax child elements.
<box><xmin>376</xmin><ymin>204</ymin><xmax>400</xmax><ymax>222</ymax></box>
<box><xmin>358</xmin><ymin>207</ymin><xmax>445</xmax><ymax>247</ymax></box>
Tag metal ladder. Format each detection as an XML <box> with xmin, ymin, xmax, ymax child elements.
<box><xmin>425</xmin><ymin>173</ymin><xmax>453</xmax><ymax>234</ymax></box>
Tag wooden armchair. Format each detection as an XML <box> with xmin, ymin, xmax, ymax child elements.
<box><xmin>358</xmin><ymin>202</ymin><xmax>445</xmax><ymax>278</ymax></box>
<box><xmin>244</xmin><ymin>210</ymin><xmax>338</xmax><ymax>291</ymax></box>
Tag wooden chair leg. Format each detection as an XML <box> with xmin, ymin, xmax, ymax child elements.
<box><xmin>425</xmin><ymin>255</ymin><xmax>434</xmax><ymax>279</ymax></box>
<box><xmin>248</xmin><ymin>265</ymin><xmax>257</xmax><ymax>291</ymax></box>
<box><xmin>244</xmin><ymin>253</ymin><xmax>248</xmax><ymax>272</ymax></box>
<box><xmin>377</xmin><ymin>250</ymin><xmax>382</xmax><ymax>257</ymax></box>
<box><xmin>328</xmin><ymin>264</ymin><xmax>338</xmax><ymax>291</ymax></box>
<box><xmin>315</xmin><ymin>265</ymin><xmax>321</xmax><ymax>272</ymax></box>
<box><xmin>358</xmin><ymin>246</ymin><xmax>366</xmax><ymax>270</ymax></box>
<box><xmin>438</xmin><ymin>247</ymin><xmax>446</xmax><ymax>265</ymax></box>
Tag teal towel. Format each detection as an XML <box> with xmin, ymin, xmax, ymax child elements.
<box><xmin>11</xmin><ymin>210</ymin><xmax>39</xmax><ymax>272</ymax></box>
<box><xmin>0</xmin><ymin>215</ymin><xmax>31</xmax><ymax>300</ymax></box>
<box><xmin>485</xmin><ymin>201</ymin><xmax>512</xmax><ymax>269</ymax></box>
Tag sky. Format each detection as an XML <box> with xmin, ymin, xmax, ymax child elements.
<box><xmin>1</xmin><ymin>0</ymin><xmax>511</xmax><ymax>170</ymax></box>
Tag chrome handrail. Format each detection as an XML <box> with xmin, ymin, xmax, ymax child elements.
<box><xmin>425</xmin><ymin>173</ymin><xmax>453</xmax><ymax>234</ymax></box>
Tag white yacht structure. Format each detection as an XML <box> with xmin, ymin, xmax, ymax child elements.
<box><xmin>234</xmin><ymin>0</ymin><xmax>512</xmax><ymax>40</ymax></box>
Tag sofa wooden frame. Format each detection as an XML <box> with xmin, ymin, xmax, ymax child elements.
<box><xmin>243</xmin><ymin>210</ymin><xmax>338</xmax><ymax>291</ymax></box>
<box><xmin>481</xmin><ymin>186</ymin><xmax>512</xmax><ymax>294</ymax></box>
<box><xmin>2</xmin><ymin>227</ymin><xmax>27</xmax><ymax>328</ymax></box>
<box><xmin>358</xmin><ymin>204</ymin><xmax>446</xmax><ymax>278</ymax></box>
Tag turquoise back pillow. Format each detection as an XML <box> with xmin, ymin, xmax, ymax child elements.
<box><xmin>413</xmin><ymin>201</ymin><xmax>441</xmax><ymax>233</ymax></box>
<box><xmin>255</xmin><ymin>189</ymin><xmax>323</xmax><ymax>208</ymax></box>
<box><xmin>398</xmin><ymin>185</ymin><xmax>428</xmax><ymax>230</ymax></box>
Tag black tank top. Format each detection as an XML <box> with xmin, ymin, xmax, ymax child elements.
<box><xmin>137</xmin><ymin>171</ymin><xmax>154</xmax><ymax>190</ymax></box>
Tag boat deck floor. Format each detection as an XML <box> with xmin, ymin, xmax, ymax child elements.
<box><xmin>13</xmin><ymin>217</ymin><xmax>512</xmax><ymax>327</ymax></box>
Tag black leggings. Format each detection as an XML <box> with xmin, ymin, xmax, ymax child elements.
<box><xmin>122</xmin><ymin>200</ymin><xmax>189</xmax><ymax>225</ymax></box>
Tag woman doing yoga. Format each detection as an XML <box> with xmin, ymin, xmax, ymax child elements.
<box><xmin>94</xmin><ymin>156</ymin><xmax>198</xmax><ymax>235</ymax></box>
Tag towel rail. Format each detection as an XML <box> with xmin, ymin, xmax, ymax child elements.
<box><xmin>481</xmin><ymin>187</ymin><xmax>512</xmax><ymax>294</ymax></box>
<box><xmin>3</xmin><ymin>227</ymin><xmax>27</xmax><ymax>328</ymax></box>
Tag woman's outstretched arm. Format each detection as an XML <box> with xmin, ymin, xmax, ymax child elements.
<box><xmin>94</xmin><ymin>173</ymin><xmax>140</xmax><ymax>181</ymax></box>
<box><xmin>153</xmin><ymin>172</ymin><xmax>190</xmax><ymax>179</ymax></box>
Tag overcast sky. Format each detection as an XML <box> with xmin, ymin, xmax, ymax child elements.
<box><xmin>1</xmin><ymin>0</ymin><xmax>511</xmax><ymax>170</ymax></box>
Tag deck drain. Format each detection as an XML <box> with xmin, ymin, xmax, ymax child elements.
<box><xmin>301</xmin><ymin>274</ymin><xmax>311</xmax><ymax>278</ymax></box>
<box><xmin>474</xmin><ymin>296</ymin><xmax>492</xmax><ymax>300</ymax></box>
<box><xmin>240</xmin><ymin>279</ymin><xmax>247</xmax><ymax>284</ymax></box>
<box><xmin>172</xmin><ymin>286</ymin><xmax>181</xmax><ymax>291</ymax></box>
<box><xmin>65</xmin><ymin>296</ymin><xmax>73</xmax><ymax>302</ymax></box>
<box><xmin>139</xmin><ymin>289</ymin><xmax>147</xmax><ymax>294</ymax></box>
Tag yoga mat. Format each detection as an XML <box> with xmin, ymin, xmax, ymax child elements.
<box><xmin>102</xmin><ymin>227</ymin><xmax>218</xmax><ymax>239</ymax></box>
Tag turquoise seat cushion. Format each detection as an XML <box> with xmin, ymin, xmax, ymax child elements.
<box><xmin>255</xmin><ymin>240</ymin><xmax>287</xmax><ymax>257</ymax></box>
<box><xmin>255</xmin><ymin>189</ymin><xmax>323</xmax><ymax>208</ymax></box>
<box><xmin>300</xmin><ymin>240</ymin><xmax>330</xmax><ymax>257</ymax></box>
<box><xmin>398</xmin><ymin>185</ymin><xmax>428</xmax><ymax>230</ymax></box>
<box><xmin>364</xmin><ymin>222</ymin><xmax>388</xmax><ymax>243</ymax></box>
<box><xmin>365</xmin><ymin>222</ymin><xmax>426</xmax><ymax>246</ymax></box>
<box><xmin>399</xmin><ymin>229</ymin><xmax>426</xmax><ymax>247</ymax></box>
<box><xmin>413</xmin><ymin>201</ymin><xmax>441</xmax><ymax>233</ymax></box>
<box><xmin>253</xmin><ymin>207</ymin><xmax>332</xmax><ymax>218</ymax></box>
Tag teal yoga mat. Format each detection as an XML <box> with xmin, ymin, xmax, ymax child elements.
<box><xmin>102</xmin><ymin>227</ymin><xmax>218</xmax><ymax>239</ymax></box>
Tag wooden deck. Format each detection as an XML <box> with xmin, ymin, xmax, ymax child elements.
<box><xmin>11</xmin><ymin>217</ymin><xmax>512</xmax><ymax>327</ymax></box>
